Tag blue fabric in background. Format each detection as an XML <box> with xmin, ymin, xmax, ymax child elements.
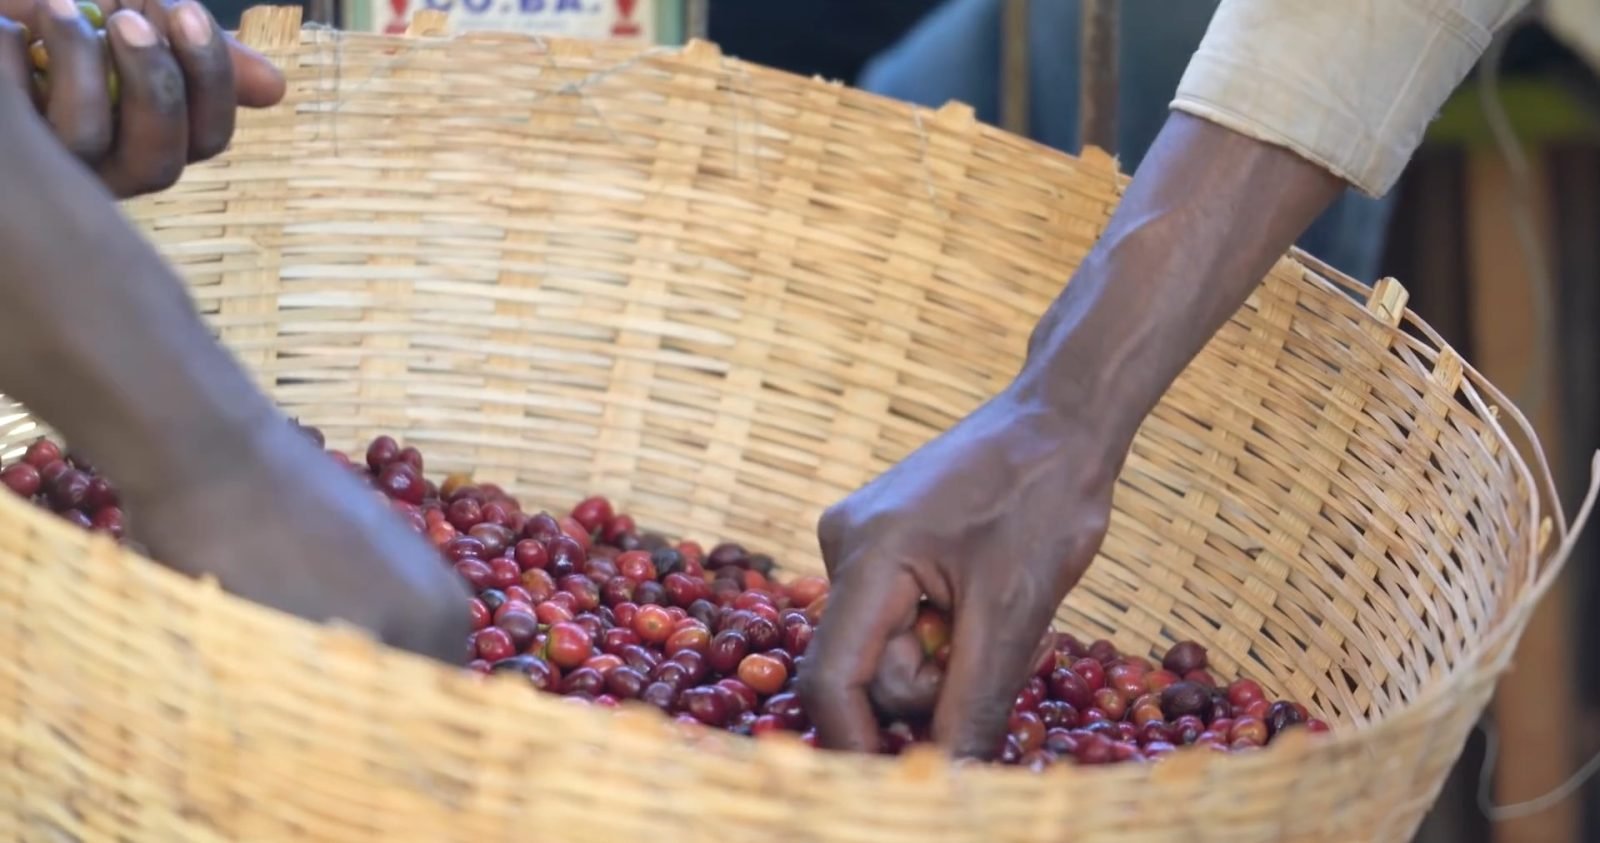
<box><xmin>857</xmin><ymin>0</ymin><xmax>1397</xmax><ymax>282</ymax></box>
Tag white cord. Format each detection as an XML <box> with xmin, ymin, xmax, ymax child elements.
<box><xmin>1478</xmin><ymin>716</ymin><xmax>1600</xmax><ymax>820</ymax></box>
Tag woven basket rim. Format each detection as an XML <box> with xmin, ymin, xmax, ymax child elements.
<box><xmin>0</xmin><ymin>483</ymin><xmax>1474</xmax><ymax>783</ymax></box>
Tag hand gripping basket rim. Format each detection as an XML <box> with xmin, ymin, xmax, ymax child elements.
<box><xmin>0</xmin><ymin>6</ymin><xmax>1589</xmax><ymax>842</ymax></box>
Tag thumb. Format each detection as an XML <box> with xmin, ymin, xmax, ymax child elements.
<box><xmin>225</xmin><ymin>35</ymin><xmax>283</xmax><ymax>108</ymax></box>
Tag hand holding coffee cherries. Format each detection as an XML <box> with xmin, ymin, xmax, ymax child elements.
<box><xmin>0</xmin><ymin>1</ymin><xmax>468</xmax><ymax>662</ymax></box>
<box><xmin>0</xmin><ymin>0</ymin><xmax>286</xmax><ymax>197</ymax></box>
<box><xmin>800</xmin><ymin>383</ymin><xmax>1119</xmax><ymax>758</ymax></box>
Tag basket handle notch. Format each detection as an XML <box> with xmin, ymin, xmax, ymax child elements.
<box><xmin>1365</xmin><ymin>276</ymin><xmax>1409</xmax><ymax>328</ymax></box>
<box><xmin>931</xmin><ymin>101</ymin><xmax>976</xmax><ymax>132</ymax></box>
<box><xmin>238</xmin><ymin>5</ymin><xmax>302</xmax><ymax>49</ymax></box>
<box><xmin>406</xmin><ymin>9</ymin><xmax>450</xmax><ymax>36</ymax></box>
<box><xmin>681</xmin><ymin>38</ymin><xmax>722</xmax><ymax>66</ymax></box>
<box><xmin>1078</xmin><ymin>144</ymin><xmax>1118</xmax><ymax>174</ymax></box>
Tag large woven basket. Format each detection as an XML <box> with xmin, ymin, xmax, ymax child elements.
<box><xmin>0</xmin><ymin>6</ymin><xmax>1587</xmax><ymax>841</ymax></box>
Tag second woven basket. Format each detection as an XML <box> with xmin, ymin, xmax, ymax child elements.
<box><xmin>0</xmin><ymin>6</ymin><xmax>1586</xmax><ymax>842</ymax></box>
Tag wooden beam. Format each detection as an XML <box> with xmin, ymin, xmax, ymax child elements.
<box><xmin>1549</xmin><ymin>147</ymin><xmax>1600</xmax><ymax>823</ymax></box>
<box><xmin>1551</xmin><ymin>148</ymin><xmax>1600</xmax><ymax>509</ymax></box>
<box><xmin>685</xmin><ymin>0</ymin><xmax>708</xmax><ymax>42</ymax></box>
<box><xmin>1383</xmin><ymin>147</ymin><xmax>1472</xmax><ymax>352</ymax></box>
<box><xmin>1000</xmin><ymin>0</ymin><xmax>1030</xmax><ymax>135</ymax></box>
<box><xmin>306</xmin><ymin>0</ymin><xmax>335</xmax><ymax>27</ymax></box>
<box><xmin>1078</xmin><ymin>0</ymin><xmax>1118</xmax><ymax>152</ymax></box>
<box><xmin>1465</xmin><ymin>147</ymin><xmax>1581</xmax><ymax>843</ymax></box>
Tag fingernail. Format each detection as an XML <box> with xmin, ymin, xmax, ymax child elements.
<box><xmin>47</xmin><ymin>0</ymin><xmax>78</xmax><ymax>20</ymax></box>
<box><xmin>110</xmin><ymin>11</ymin><xmax>156</xmax><ymax>47</ymax></box>
<box><xmin>175</xmin><ymin>1</ymin><xmax>212</xmax><ymax>46</ymax></box>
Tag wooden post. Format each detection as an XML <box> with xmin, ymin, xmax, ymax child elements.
<box><xmin>306</xmin><ymin>0</ymin><xmax>335</xmax><ymax>26</ymax></box>
<box><xmin>1000</xmin><ymin>0</ymin><xmax>1029</xmax><ymax>135</ymax></box>
<box><xmin>1550</xmin><ymin>151</ymin><xmax>1600</xmax><ymax>843</ymax></box>
<box><xmin>685</xmin><ymin>0</ymin><xmax>708</xmax><ymax>42</ymax></box>
<box><xmin>1078</xmin><ymin>0</ymin><xmax>1118</xmax><ymax>153</ymax></box>
<box><xmin>1465</xmin><ymin>147</ymin><xmax>1581</xmax><ymax>843</ymax></box>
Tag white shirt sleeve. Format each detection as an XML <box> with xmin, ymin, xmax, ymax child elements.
<box><xmin>1171</xmin><ymin>0</ymin><xmax>1529</xmax><ymax>196</ymax></box>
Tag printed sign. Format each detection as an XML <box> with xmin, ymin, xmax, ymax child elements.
<box><xmin>356</xmin><ymin>0</ymin><xmax>668</xmax><ymax>44</ymax></box>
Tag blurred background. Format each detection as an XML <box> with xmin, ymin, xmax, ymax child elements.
<box><xmin>206</xmin><ymin>0</ymin><xmax>1600</xmax><ymax>840</ymax></box>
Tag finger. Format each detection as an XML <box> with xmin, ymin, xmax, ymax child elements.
<box><xmin>103</xmin><ymin>0</ymin><xmax>281</xmax><ymax>113</ymax></box>
<box><xmin>0</xmin><ymin>17</ymin><xmax>45</xmax><ymax>112</ymax></box>
<box><xmin>98</xmin><ymin>9</ymin><xmax>185</xmax><ymax>195</ymax></box>
<box><xmin>868</xmin><ymin>630</ymin><xmax>942</xmax><ymax>719</ymax></box>
<box><xmin>796</xmin><ymin>559</ymin><xmax>919</xmax><ymax>752</ymax></box>
<box><xmin>0</xmin><ymin>18</ymin><xmax>30</xmax><ymax>91</ymax></box>
<box><xmin>0</xmin><ymin>0</ymin><xmax>49</xmax><ymax>25</ymax></box>
<box><xmin>38</xmin><ymin>0</ymin><xmax>111</xmax><ymax>164</ymax></box>
<box><xmin>1026</xmin><ymin>629</ymin><xmax>1058</xmax><ymax>676</ymax></box>
<box><xmin>931</xmin><ymin>579</ymin><xmax>1058</xmax><ymax>759</ymax></box>
<box><xmin>225</xmin><ymin>34</ymin><xmax>283</xmax><ymax>108</ymax></box>
<box><xmin>98</xmin><ymin>0</ymin><xmax>224</xmax><ymax>162</ymax></box>
<box><xmin>162</xmin><ymin>0</ymin><xmax>232</xmax><ymax>160</ymax></box>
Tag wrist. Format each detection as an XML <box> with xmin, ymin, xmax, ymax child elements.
<box><xmin>1010</xmin><ymin>112</ymin><xmax>1345</xmax><ymax>452</ymax></box>
<box><xmin>1009</xmin><ymin>244</ymin><xmax>1199</xmax><ymax>453</ymax></box>
<box><xmin>10</xmin><ymin>304</ymin><xmax>287</xmax><ymax>508</ymax></box>
<box><xmin>76</xmin><ymin>372</ymin><xmax>289</xmax><ymax>511</ymax></box>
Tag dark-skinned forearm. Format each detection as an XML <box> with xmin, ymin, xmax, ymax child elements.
<box><xmin>1016</xmin><ymin>113</ymin><xmax>1345</xmax><ymax>455</ymax></box>
<box><xmin>0</xmin><ymin>88</ymin><xmax>280</xmax><ymax>502</ymax></box>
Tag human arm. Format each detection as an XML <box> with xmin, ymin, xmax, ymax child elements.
<box><xmin>0</xmin><ymin>1</ymin><xmax>467</xmax><ymax>660</ymax></box>
<box><xmin>800</xmin><ymin>113</ymin><xmax>1342</xmax><ymax>755</ymax></box>
<box><xmin>800</xmin><ymin>0</ymin><xmax>1526</xmax><ymax>756</ymax></box>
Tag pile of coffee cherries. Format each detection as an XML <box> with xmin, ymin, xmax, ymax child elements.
<box><xmin>1</xmin><ymin>439</ymin><xmax>123</xmax><ymax>537</ymax></box>
<box><xmin>1</xmin><ymin>426</ymin><xmax>1329</xmax><ymax>766</ymax></box>
<box><xmin>971</xmin><ymin>623</ymin><xmax>1330</xmax><ymax>766</ymax></box>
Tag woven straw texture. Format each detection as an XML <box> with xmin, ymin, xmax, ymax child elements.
<box><xmin>0</xmin><ymin>6</ymin><xmax>1585</xmax><ymax>841</ymax></box>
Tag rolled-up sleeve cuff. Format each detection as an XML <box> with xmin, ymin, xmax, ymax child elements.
<box><xmin>1171</xmin><ymin>0</ymin><xmax>1503</xmax><ymax>197</ymax></box>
